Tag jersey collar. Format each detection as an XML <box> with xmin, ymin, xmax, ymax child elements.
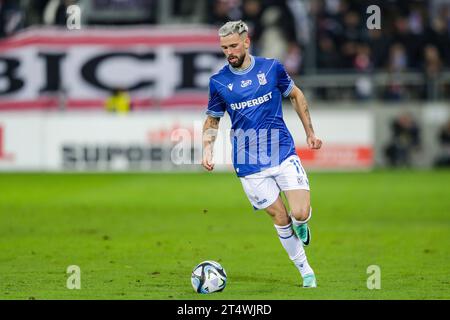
<box><xmin>228</xmin><ymin>55</ymin><xmax>255</xmax><ymax>75</ymax></box>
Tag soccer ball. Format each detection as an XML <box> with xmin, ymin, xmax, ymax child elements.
<box><xmin>191</xmin><ymin>260</ymin><xmax>227</xmax><ymax>294</ymax></box>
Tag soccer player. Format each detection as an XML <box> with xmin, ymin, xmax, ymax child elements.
<box><xmin>201</xmin><ymin>21</ymin><xmax>322</xmax><ymax>288</ymax></box>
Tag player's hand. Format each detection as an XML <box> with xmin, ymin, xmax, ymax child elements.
<box><xmin>307</xmin><ymin>134</ymin><xmax>323</xmax><ymax>149</ymax></box>
<box><xmin>201</xmin><ymin>148</ymin><xmax>215</xmax><ymax>171</ymax></box>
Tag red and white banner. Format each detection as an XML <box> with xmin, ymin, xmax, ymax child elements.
<box><xmin>284</xmin><ymin>109</ymin><xmax>374</xmax><ymax>169</ymax></box>
<box><xmin>296</xmin><ymin>146</ymin><xmax>373</xmax><ymax>169</ymax></box>
<box><xmin>0</xmin><ymin>109</ymin><xmax>374</xmax><ymax>171</ymax></box>
<box><xmin>0</xmin><ymin>27</ymin><xmax>225</xmax><ymax>110</ymax></box>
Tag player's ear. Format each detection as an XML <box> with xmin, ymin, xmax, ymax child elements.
<box><xmin>244</xmin><ymin>36</ymin><xmax>250</xmax><ymax>49</ymax></box>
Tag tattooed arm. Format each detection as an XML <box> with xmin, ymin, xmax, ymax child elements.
<box><xmin>288</xmin><ymin>86</ymin><xmax>323</xmax><ymax>150</ymax></box>
<box><xmin>202</xmin><ymin>115</ymin><xmax>220</xmax><ymax>171</ymax></box>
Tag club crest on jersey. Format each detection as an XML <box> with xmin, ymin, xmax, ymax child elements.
<box><xmin>227</xmin><ymin>83</ymin><xmax>233</xmax><ymax>91</ymax></box>
<box><xmin>257</xmin><ymin>72</ymin><xmax>267</xmax><ymax>85</ymax></box>
<box><xmin>241</xmin><ymin>79</ymin><xmax>252</xmax><ymax>88</ymax></box>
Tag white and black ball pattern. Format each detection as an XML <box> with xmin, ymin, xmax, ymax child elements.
<box><xmin>191</xmin><ymin>260</ymin><xmax>227</xmax><ymax>294</ymax></box>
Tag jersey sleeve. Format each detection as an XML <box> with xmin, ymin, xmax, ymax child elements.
<box><xmin>206</xmin><ymin>79</ymin><xmax>226</xmax><ymax>118</ymax></box>
<box><xmin>276</xmin><ymin>60</ymin><xmax>295</xmax><ymax>98</ymax></box>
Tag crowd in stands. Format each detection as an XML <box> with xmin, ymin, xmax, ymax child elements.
<box><xmin>384</xmin><ymin>112</ymin><xmax>421</xmax><ymax>167</ymax></box>
<box><xmin>383</xmin><ymin>112</ymin><xmax>450</xmax><ymax>168</ymax></box>
<box><xmin>1</xmin><ymin>0</ymin><xmax>449</xmax><ymax>100</ymax></box>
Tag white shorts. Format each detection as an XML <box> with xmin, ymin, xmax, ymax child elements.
<box><xmin>239</xmin><ymin>155</ymin><xmax>310</xmax><ymax>210</ymax></box>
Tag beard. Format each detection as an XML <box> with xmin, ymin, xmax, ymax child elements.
<box><xmin>228</xmin><ymin>53</ymin><xmax>246</xmax><ymax>68</ymax></box>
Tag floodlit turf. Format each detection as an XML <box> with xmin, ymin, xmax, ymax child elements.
<box><xmin>0</xmin><ymin>170</ymin><xmax>449</xmax><ymax>300</ymax></box>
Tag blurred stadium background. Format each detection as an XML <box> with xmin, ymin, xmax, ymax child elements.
<box><xmin>0</xmin><ymin>0</ymin><xmax>449</xmax><ymax>171</ymax></box>
<box><xmin>0</xmin><ymin>0</ymin><xmax>449</xmax><ymax>300</ymax></box>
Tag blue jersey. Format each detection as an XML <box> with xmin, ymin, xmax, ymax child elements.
<box><xmin>206</xmin><ymin>55</ymin><xmax>297</xmax><ymax>177</ymax></box>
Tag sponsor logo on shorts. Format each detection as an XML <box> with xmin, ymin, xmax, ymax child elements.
<box><xmin>257</xmin><ymin>199</ymin><xmax>267</xmax><ymax>205</ymax></box>
<box><xmin>297</xmin><ymin>176</ymin><xmax>309</xmax><ymax>186</ymax></box>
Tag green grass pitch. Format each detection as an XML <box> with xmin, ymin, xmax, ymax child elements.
<box><xmin>0</xmin><ymin>170</ymin><xmax>449</xmax><ymax>300</ymax></box>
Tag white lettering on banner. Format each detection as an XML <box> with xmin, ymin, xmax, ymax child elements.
<box><xmin>230</xmin><ymin>92</ymin><xmax>272</xmax><ymax>110</ymax></box>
